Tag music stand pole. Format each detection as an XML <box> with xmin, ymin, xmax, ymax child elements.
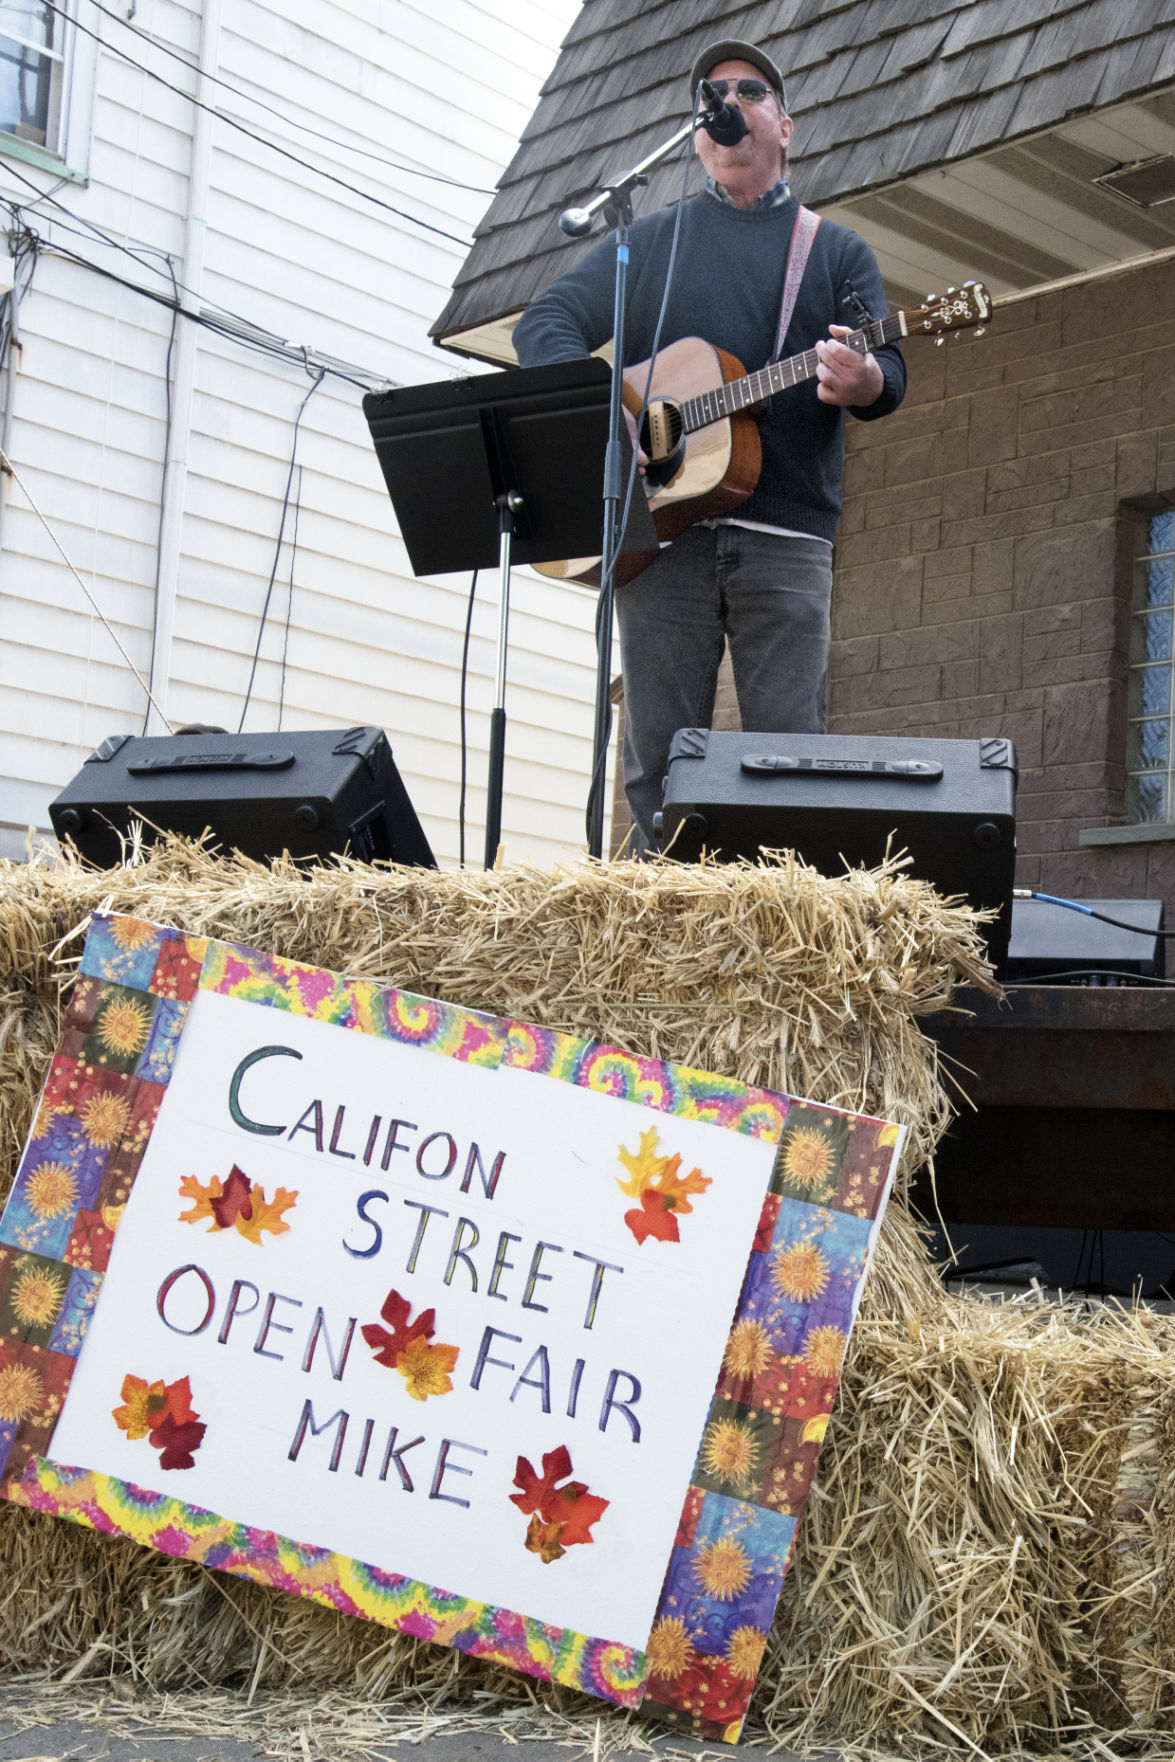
<box><xmin>485</xmin><ymin>491</ymin><xmax>521</xmax><ymax>869</ymax></box>
<box><xmin>361</xmin><ymin>358</ymin><xmax>655</xmax><ymax>866</ymax></box>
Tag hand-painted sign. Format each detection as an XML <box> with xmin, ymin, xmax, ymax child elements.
<box><xmin>0</xmin><ymin>914</ymin><xmax>904</xmax><ymax>1741</ymax></box>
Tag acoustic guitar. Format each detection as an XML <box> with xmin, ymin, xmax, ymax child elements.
<box><xmin>534</xmin><ymin>282</ymin><xmax>992</xmax><ymax>590</ymax></box>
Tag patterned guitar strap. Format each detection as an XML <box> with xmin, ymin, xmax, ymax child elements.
<box><xmin>773</xmin><ymin>204</ymin><xmax>822</xmax><ymax>362</ymax></box>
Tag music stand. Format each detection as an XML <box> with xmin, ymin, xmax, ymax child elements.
<box><xmin>364</xmin><ymin>360</ymin><xmax>656</xmax><ymax>869</ymax></box>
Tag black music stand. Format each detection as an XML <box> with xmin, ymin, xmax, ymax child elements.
<box><xmin>364</xmin><ymin>360</ymin><xmax>655</xmax><ymax>870</ymax></box>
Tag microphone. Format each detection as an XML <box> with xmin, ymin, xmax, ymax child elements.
<box><xmin>697</xmin><ymin>79</ymin><xmax>748</xmax><ymax>146</ymax></box>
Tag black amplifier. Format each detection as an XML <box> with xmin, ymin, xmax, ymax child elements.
<box><xmin>50</xmin><ymin>726</ymin><xmax>436</xmax><ymax>869</ymax></box>
<box><xmin>1006</xmin><ymin>897</ymin><xmax>1165</xmax><ymax>982</ymax></box>
<box><xmin>655</xmin><ymin>729</ymin><xmax>1018</xmax><ymax>969</ymax></box>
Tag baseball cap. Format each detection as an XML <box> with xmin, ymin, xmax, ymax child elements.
<box><xmin>689</xmin><ymin>39</ymin><xmax>788</xmax><ymax>109</ymax></box>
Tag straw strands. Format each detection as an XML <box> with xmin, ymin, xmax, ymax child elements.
<box><xmin>2</xmin><ymin>839</ymin><xmax>1174</xmax><ymax>1760</ymax></box>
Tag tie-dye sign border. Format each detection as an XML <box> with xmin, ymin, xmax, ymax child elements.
<box><xmin>0</xmin><ymin>914</ymin><xmax>903</xmax><ymax>1741</ymax></box>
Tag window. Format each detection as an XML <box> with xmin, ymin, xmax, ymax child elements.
<box><xmin>1127</xmin><ymin>508</ymin><xmax>1175</xmax><ymax>822</ymax></box>
<box><xmin>0</xmin><ymin>0</ymin><xmax>64</xmax><ymax>152</ymax></box>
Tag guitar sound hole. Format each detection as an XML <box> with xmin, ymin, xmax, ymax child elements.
<box><xmin>640</xmin><ymin>400</ymin><xmax>685</xmax><ymax>489</ymax></box>
<box><xmin>641</xmin><ymin>400</ymin><xmax>683</xmax><ymax>464</ymax></box>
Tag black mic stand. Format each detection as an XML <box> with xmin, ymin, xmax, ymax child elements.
<box><xmin>558</xmin><ymin>117</ymin><xmax>699</xmax><ymax>862</ymax></box>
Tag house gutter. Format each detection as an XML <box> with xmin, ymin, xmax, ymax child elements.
<box><xmin>144</xmin><ymin>0</ymin><xmax>221</xmax><ymax>732</ymax></box>
<box><xmin>992</xmin><ymin>240</ymin><xmax>1175</xmax><ymax>308</ymax></box>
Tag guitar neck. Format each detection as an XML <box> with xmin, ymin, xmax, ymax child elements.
<box><xmin>680</xmin><ymin>311</ymin><xmax>904</xmax><ymax>434</ymax></box>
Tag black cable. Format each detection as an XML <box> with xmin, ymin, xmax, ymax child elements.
<box><xmin>277</xmin><ymin>464</ymin><xmax>303</xmax><ymax>731</ymax></box>
<box><xmin>39</xmin><ymin>0</ymin><xmax>473</xmax><ymax>248</ymax></box>
<box><xmin>584</xmin><ymin>116</ymin><xmax>698</xmax><ymax>848</ymax></box>
<box><xmin>5</xmin><ymin>173</ymin><xmax>71</xmax><ymax>216</ymax></box>
<box><xmin>458</xmin><ymin>569</ymin><xmax>479</xmax><ymax>869</ymax></box>
<box><xmin>238</xmin><ymin>366</ymin><xmax>325</xmax><ymax>732</ymax></box>
<box><xmin>2</xmin><ymin>163</ymin><xmax>191</xmax><ymax>295</ymax></box>
<box><xmin>2</xmin><ymin>167</ymin><xmax>337</xmax><ymax>354</ymax></box>
<box><xmin>142</xmin><ymin>254</ymin><xmax>179</xmax><ymax>735</ymax></box>
<box><xmin>1025</xmin><ymin>890</ymin><xmax>1175</xmax><ymax>937</ymax></box>
<box><xmin>80</xmin><ymin>0</ymin><xmax>497</xmax><ymax>196</ymax></box>
<box><xmin>1002</xmin><ymin>969</ymin><xmax>1174</xmax><ymax>987</ymax></box>
<box><xmin>0</xmin><ymin>221</ymin><xmax>38</xmax><ymax>418</ymax></box>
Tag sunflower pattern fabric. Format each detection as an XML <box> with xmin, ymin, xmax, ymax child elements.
<box><xmin>0</xmin><ymin>917</ymin><xmax>206</xmax><ymax>1493</ymax></box>
<box><xmin>0</xmin><ymin>913</ymin><xmax>902</xmax><ymax>1744</ymax></box>
<box><xmin>639</xmin><ymin>1102</ymin><xmax>900</xmax><ymax>1738</ymax></box>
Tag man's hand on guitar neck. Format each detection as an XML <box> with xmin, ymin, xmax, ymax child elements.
<box><xmin>814</xmin><ymin>324</ymin><xmax>884</xmax><ymax>409</ymax></box>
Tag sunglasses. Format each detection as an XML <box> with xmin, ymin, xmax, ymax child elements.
<box><xmin>706</xmin><ymin>78</ymin><xmax>773</xmax><ymax>104</ymax></box>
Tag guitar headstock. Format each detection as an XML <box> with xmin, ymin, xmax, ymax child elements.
<box><xmin>904</xmin><ymin>281</ymin><xmax>992</xmax><ymax>339</ymax></box>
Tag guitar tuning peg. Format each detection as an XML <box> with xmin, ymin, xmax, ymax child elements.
<box><xmin>974</xmin><ymin>326</ymin><xmax>986</xmax><ymax>337</ymax></box>
<box><xmin>935</xmin><ymin>335</ymin><xmax>945</xmax><ymax>347</ymax></box>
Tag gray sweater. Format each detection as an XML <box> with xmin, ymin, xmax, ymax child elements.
<box><xmin>513</xmin><ymin>191</ymin><xmax>906</xmax><ymax>541</ymax></box>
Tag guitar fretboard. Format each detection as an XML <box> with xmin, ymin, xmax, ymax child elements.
<box><xmin>679</xmin><ymin>311</ymin><xmax>905</xmax><ymax>434</ymax></box>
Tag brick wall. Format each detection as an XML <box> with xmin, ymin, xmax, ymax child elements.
<box><xmin>609</xmin><ymin>258</ymin><xmax>1175</xmax><ymax>897</ymax></box>
<box><xmin>833</xmin><ymin>257</ymin><xmax>1175</xmax><ymax>914</ymax></box>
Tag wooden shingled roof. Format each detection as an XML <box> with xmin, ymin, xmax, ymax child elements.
<box><xmin>432</xmin><ymin>0</ymin><xmax>1175</xmax><ymax>359</ymax></box>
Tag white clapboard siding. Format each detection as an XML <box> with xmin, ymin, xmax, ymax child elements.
<box><xmin>0</xmin><ymin>0</ymin><xmax>604</xmax><ymax>869</ymax></box>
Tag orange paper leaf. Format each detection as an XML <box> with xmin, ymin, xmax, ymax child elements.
<box><xmin>396</xmin><ymin>1334</ymin><xmax>460</xmax><ymax>1402</ymax></box>
<box><xmin>524</xmin><ymin>1515</ymin><xmax>567</xmax><ymax>1563</ymax></box>
<box><xmin>656</xmin><ymin>1153</ymin><xmax>711</xmax><ymax>1215</ymax></box>
<box><xmin>177</xmin><ymin>1173</ymin><xmax>221</xmax><ymax>1226</ymax></box>
<box><xmin>615</xmin><ymin>1125</ymin><xmax>668</xmax><ymax>1198</ymax></box>
<box><xmin>234</xmin><ymin>1184</ymin><xmax>297</xmax><ymax>1244</ymax></box>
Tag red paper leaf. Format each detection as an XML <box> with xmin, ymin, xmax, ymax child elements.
<box><xmin>161</xmin><ymin>1375</ymin><xmax>197</xmax><ymax>1427</ymax></box>
<box><xmin>209</xmin><ymin>1165</ymin><xmax>254</xmax><ymax>1229</ymax></box>
<box><xmin>550</xmin><ymin>1486</ymin><xmax>609</xmax><ymax>1546</ymax></box>
<box><xmin>624</xmin><ymin>1189</ymin><xmax>681</xmax><ymax>1245</ymax></box>
<box><xmin>149</xmin><ymin>1411</ymin><xmax>207</xmax><ymax>1470</ymax></box>
<box><xmin>510</xmin><ymin>1445</ymin><xmax>574</xmax><ymax>1516</ymax></box>
<box><xmin>362</xmin><ymin>1288</ymin><xmax>436</xmax><ymax>1369</ymax></box>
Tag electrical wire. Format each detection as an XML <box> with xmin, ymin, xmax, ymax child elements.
<box><xmin>3</xmin><ymin>220</ymin><xmax>385</xmax><ymax>389</ymax></box>
<box><xmin>3</xmin><ymin>164</ymin><xmax>368</xmax><ymax>366</ymax></box>
<box><xmin>0</xmin><ymin>219</ymin><xmax>39</xmax><ymax>360</ymax></box>
<box><xmin>80</xmin><ymin>0</ymin><xmax>498</xmax><ymax>195</ymax></box>
<box><xmin>584</xmin><ymin>117</ymin><xmax>698</xmax><ymax>848</ymax></box>
<box><xmin>39</xmin><ymin>0</ymin><xmax>474</xmax><ymax>248</ymax></box>
<box><xmin>0</xmin><ymin>440</ymin><xmax>174</xmax><ymax>728</ymax></box>
<box><xmin>457</xmin><ymin>569</ymin><xmax>480</xmax><ymax>869</ymax></box>
<box><xmin>238</xmin><ymin>366</ymin><xmax>325</xmax><ymax>732</ymax></box>
<box><xmin>142</xmin><ymin>252</ymin><xmax>179</xmax><ymax>735</ymax></box>
<box><xmin>277</xmin><ymin>464</ymin><xmax>303</xmax><ymax>731</ymax></box>
<box><xmin>2</xmin><ymin>162</ymin><xmax>224</xmax><ymax>311</ymax></box>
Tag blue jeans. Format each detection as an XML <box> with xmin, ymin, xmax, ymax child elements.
<box><xmin>614</xmin><ymin>524</ymin><xmax>833</xmax><ymax>849</ymax></box>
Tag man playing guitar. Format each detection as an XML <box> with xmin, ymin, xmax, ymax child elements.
<box><xmin>514</xmin><ymin>38</ymin><xmax>907</xmax><ymax>851</ymax></box>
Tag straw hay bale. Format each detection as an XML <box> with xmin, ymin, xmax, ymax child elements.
<box><xmin>2</xmin><ymin>840</ymin><xmax>1174</xmax><ymax>1758</ymax></box>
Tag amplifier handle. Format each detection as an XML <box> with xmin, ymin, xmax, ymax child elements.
<box><xmin>741</xmin><ymin>754</ymin><xmax>943</xmax><ymax>780</ymax></box>
<box><xmin>127</xmin><ymin>750</ymin><xmax>296</xmax><ymax>775</ymax></box>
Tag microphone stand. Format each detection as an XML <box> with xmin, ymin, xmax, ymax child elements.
<box><xmin>558</xmin><ymin>119</ymin><xmax>696</xmax><ymax>862</ymax></box>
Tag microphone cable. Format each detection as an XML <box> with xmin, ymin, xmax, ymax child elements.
<box><xmin>586</xmin><ymin>100</ymin><xmax>704</xmax><ymax>849</ymax></box>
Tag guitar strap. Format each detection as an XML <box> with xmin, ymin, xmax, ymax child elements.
<box><xmin>772</xmin><ymin>204</ymin><xmax>821</xmax><ymax>362</ymax></box>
